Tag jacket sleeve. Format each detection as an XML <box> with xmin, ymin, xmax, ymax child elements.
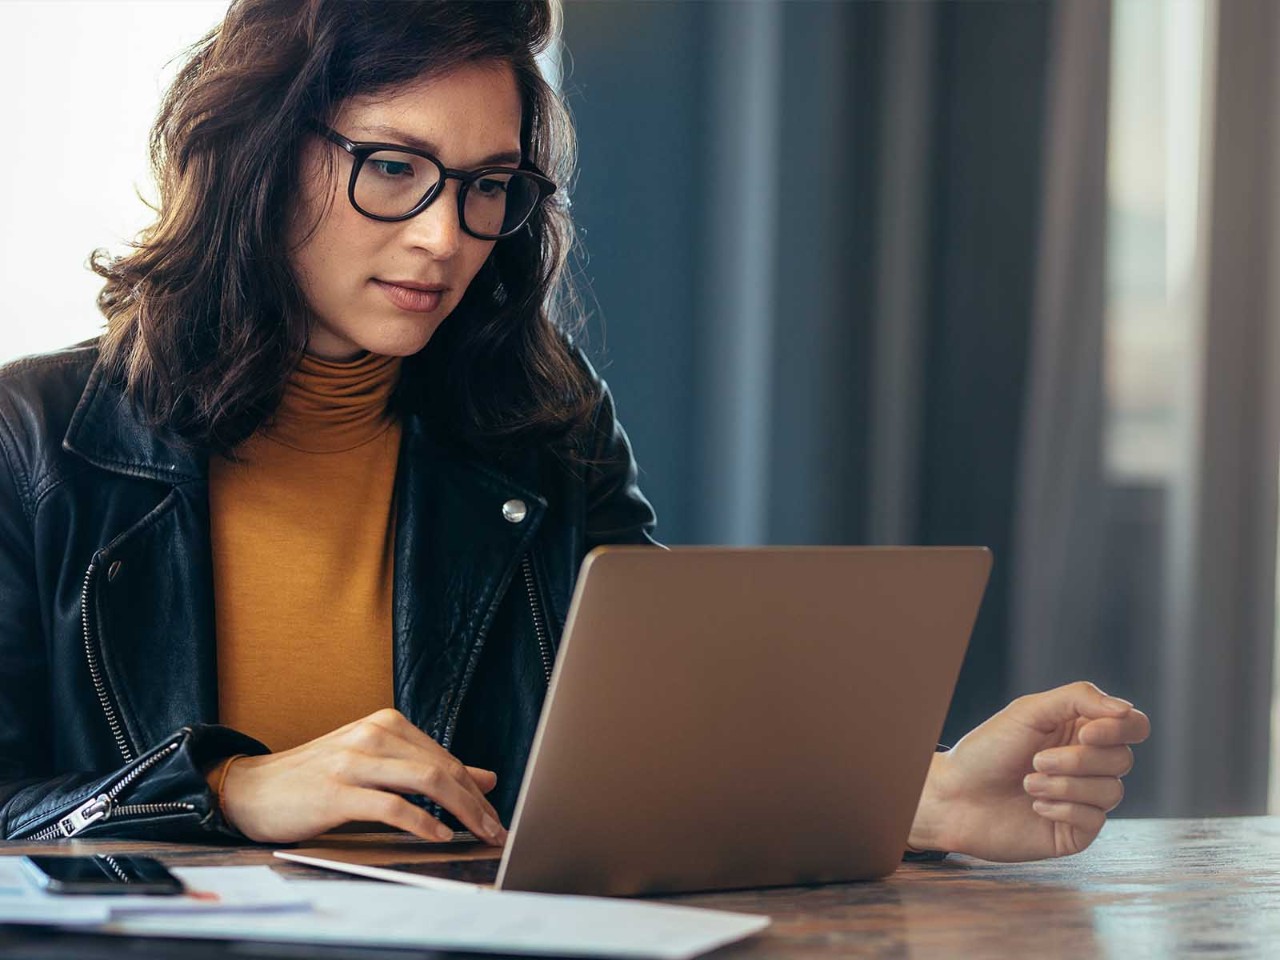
<box><xmin>0</xmin><ymin>412</ymin><xmax>267</xmax><ymax>842</ymax></box>
<box><xmin>580</xmin><ymin>372</ymin><xmax>662</xmax><ymax>551</ymax></box>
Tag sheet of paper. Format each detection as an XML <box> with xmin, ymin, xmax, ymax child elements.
<box><xmin>137</xmin><ymin>866</ymin><xmax>310</xmax><ymax>914</ymax></box>
<box><xmin>0</xmin><ymin>860</ymin><xmax>309</xmax><ymax>925</ymax></box>
<box><xmin>0</xmin><ymin>858</ymin><xmax>109</xmax><ymax>925</ymax></box>
<box><xmin>109</xmin><ymin>878</ymin><xmax>771</xmax><ymax>960</ymax></box>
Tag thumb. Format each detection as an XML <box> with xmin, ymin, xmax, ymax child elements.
<box><xmin>1009</xmin><ymin>681</ymin><xmax>1132</xmax><ymax>731</ymax></box>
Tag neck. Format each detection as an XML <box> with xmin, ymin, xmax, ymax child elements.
<box><xmin>261</xmin><ymin>351</ymin><xmax>403</xmax><ymax>454</ymax></box>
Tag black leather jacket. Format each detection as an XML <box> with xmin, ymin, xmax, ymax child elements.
<box><xmin>0</xmin><ymin>341</ymin><xmax>657</xmax><ymax>841</ymax></box>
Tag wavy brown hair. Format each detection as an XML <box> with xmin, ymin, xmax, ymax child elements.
<box><xmin>93</xmin><ymin>0</ymin><xmax>595</xmax><ymax>456</ymax></box>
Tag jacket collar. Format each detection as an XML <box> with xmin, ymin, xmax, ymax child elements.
<box><xmin>60</xmin><ymin>355</ymin><xmax>547</xmax><ymax>497</ymax></box>
<box><xmin>62</xmin><ymin>359</ymin><xmax>206</xmax><ymax>483</ymax></box>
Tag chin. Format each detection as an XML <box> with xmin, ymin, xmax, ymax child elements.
<box><xmin>358</xmin><ymin>317</ymin><xmax>445</xmax><ymax>358</ymax></box>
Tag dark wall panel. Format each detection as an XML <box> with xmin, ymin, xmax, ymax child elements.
<box><xmin>561</xmin><ymin>2</ymin><xmax>706</xmax><ymax>543</ymax></box>
<box><xmin>922</xmin><ymin>2</ymin><xmax>1051</xmax><ymax>742</ymax></box>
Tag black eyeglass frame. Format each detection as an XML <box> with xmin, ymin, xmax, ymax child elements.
<box><xmin>313</xmin><ymin>123</ymin><xmax>557</xmax><ymax>239</ymax></box>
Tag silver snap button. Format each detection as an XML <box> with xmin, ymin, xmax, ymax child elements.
<box><xmin>502</xmin><ymin>499</ymin><xmax>528</xmax><ymax>524</ymax></box>
<box><xmin>107</xmin><ymin>560</ymin><xmax>122</xmax><ymax>581</ymax></box>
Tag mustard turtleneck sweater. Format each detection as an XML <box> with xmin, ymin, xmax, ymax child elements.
<box><xmin>209</xmin><ymin>351</ymin><xmax>403</xmax><ymax>752</ymax></box>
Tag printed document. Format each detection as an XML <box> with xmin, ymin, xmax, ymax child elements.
<box><xmin>109</xmin><ymin>878</ymin><xmax>771</xmax><ymax>959</ymax></box>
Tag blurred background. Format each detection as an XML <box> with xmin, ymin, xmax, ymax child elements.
<box><xmin>2</xmin><ymin>0</ymin><xmax>1277</xmax><ymax>820</ymax></box>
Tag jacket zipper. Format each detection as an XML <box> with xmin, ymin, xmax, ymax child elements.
<box><xmin>440</xmin><ymin>553</ymin><xmax>554</xmax><ymax>752</ymax></box>
<box><xmin>81</xmin><ymin>558</ymin><xmax>134</xmax><ymax>764</ymax></box>
<box><xmin>522</xmin><ymin>555</ymin><xmax>555</xmax><ymax>684</ymax></box>
<box><xmin>23</xmin><ymin>740</ymin><xmax>195</xmax><ymax>840</ymax></box>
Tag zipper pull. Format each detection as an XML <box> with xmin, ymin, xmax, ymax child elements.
<box><xmin>55</xmin><ymin>794</ymin><xmax>113</xmax><ymax>837</ymax></box>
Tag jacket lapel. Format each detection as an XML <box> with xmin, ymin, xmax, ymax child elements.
<box><xmin>393</xmin><ymin>414</ymin><xmax>547</xmax><ymax>743</ymax></box>
<box><xmin>63</xmin><ymin>363</ymin><xmax>218</xmax><ymax>754</ymax></box>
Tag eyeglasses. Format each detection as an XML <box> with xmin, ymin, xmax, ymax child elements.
<box><xmin>314</xmin><ymin>123</ymin><xmax>557</xmax><ymax>240</ymax></box>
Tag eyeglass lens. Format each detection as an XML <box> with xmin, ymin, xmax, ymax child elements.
<box><xmin>355</xmin><ymin>149</ymin><xmax>540</xmax><ymax>236</ymax></box>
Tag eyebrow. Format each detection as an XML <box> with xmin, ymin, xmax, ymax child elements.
<box><xmin>355</xmin><ymin>123</ymin><xmax>523</xmax><ymax>167</ymax></box>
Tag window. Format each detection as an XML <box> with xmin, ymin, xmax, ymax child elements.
<box><xmin>0</xmin><ymin>3</ymin><xmax>228</xmax><ymax>365</ymax></box>
<box><xmin>1103</xmin><ymin>0</ymin><xmax>1209</xmax><ymax>483</ymax></box>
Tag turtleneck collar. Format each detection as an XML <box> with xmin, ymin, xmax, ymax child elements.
<box><xmin>264</xmin><ymin>351</ymin><xmax>403</xmax><ymax>454</ymax></box>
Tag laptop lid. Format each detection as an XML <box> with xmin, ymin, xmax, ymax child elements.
<box><xmin>495</xmin><ymin>546</ymin><xmax>991</xmax><ymax>897</ymax></box>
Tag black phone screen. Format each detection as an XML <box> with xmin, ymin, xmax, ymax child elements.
<box><xmin>21</xmin><ymin>855</ymin><xmax>185</xmax><ymax>895</ymax></box>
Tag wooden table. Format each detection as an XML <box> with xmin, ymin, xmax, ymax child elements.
<box><xmin>1</xmin><ymin>817</ymin><xmax>1275</xmax><ymax>958</ymax></box>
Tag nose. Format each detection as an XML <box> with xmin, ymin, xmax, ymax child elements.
<box><xmin>402</xmin><ymin>178</ymin><xmax>464</xmax><ymax>260</ymax></box>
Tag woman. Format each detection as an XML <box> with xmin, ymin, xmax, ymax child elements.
<box><xmin>0</xmin><ymin>0</ymin><xmax>1147</xmax><ymax>861</ymax></box>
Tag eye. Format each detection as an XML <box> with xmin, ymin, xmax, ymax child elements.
<box><xmin>473</xmin><ymin>176</ymin><xmax>510</xmax><ymax>198</ymax></box>
<box><xmin>369</xmin><ymin>159</ymin><xmax>416</xmax><ymax>179</ymax></box>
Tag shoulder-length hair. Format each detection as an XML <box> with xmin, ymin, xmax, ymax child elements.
<box><xmin>94</xmin><ymin>0</ymin><xmax>596</xmax><ymax>456</ymax></box>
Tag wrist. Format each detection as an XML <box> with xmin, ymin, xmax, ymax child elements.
<box><xmin>206</xmin><ymin>754</ymin><xmax>250</xmax><ymax>832</ymax></box>
<box><xmin>907</xmin><ymin>749</ymin><xmax>954</xmax><ymax>853</ymax></box>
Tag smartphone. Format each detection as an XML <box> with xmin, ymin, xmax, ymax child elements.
<box><xmin>20</xmin><ymin>854</ymin><xmax>185</xmax><ymax>896</ymax></box>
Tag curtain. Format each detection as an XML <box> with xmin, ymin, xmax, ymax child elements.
<box><xmin>563</xmin><ymin>0</ymin><xmax>1280</xmax><ymax>816</ymax></box>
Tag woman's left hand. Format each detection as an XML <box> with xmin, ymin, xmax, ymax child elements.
<box><xmin>907</xmin><ymin>681</ymin><xmax>1151</xmax><ymax>862</ymax></box>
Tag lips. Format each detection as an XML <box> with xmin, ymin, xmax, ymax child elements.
<box><xmin>373</xmin><ymin>278</ymin><xmax>446</xmax><ymax>313</ymax></box>
<box><xmin>379</xmin><ymin>278</ymin><xmax>447</xmax><ymax>292</ymax></box>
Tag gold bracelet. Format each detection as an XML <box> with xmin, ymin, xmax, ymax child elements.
<box><xmin>213</xmin><ymin>754</ymin><xmax>250</xmax><ymax>805</ymax></box>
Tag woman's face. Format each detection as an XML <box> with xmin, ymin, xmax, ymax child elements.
<box><xmin>288</xmin><ymin>60</ymin><xmax>523</xmax><ymax>360</ymax></box>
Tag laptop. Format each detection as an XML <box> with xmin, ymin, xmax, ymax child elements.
<box><xmin>281</xmin><ymin>546</ymin><xmax>991</xmax><ymax>897</ymax></box>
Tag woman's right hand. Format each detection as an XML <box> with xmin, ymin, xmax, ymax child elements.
<box><xmin>214</xmin><ymin>709</ymin><xmax>507</xmax><ymax>846</ymax></box>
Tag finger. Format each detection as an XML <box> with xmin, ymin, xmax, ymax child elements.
<box><xmin>1076</xmin><ymin>710</ymin><xmax>1151</xmax><ymax>747</ymax></box>
<box><xmin>1033</xmin><ymin>744</ymin><xmax>1133</xmax><ymax>778</ymax></box>
<box><xmin>348</xmin><ymin>712</ymin><xmax>502</xmax><ymax>823</ymax></box>
<box><xmin>365</xmin><ymin>710</ymin><xmax>501</xmax><ymax>795</ymax></box>
<box><xmin>1030</xmin><ymin>798</ymin><xmax>1107</xmax><ymax>836</ymax></box>
<box><xmin>417</xmin><ymin>762</ymin><xmax>507</xmax><ymax>846</ymax></box>
<box><xmin>341</xmin><ymin>786</ymin><xmax>455</xmax><ymax>843</ymax></box>
<box><xmin>338</xmin><ymin>752</ymin><xmax>506</xmax><ymax>845</ymax></box>
<box><xmin>1009</xmin><ymin>681</ymin><xmax>1136</xmax><ymax>733</ymax></box>
<box><xmin>1023</xmin><ymin>774</ymin><xmax>1125</xmax><ymax>812</ymax></box>
<box><xmin>465</xmin><ymin>766</ymin><xmax>499</xmax><ymax>792</ymax></box>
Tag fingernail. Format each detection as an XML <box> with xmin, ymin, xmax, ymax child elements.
<box><xmin>1103</xmin><ymin>695</ymin><xmax>1133</xmax><ymax>711</ymax></box>
<box><xmin>482</xmin><ymin>815</ymin><xmax>503</xmax><ymax>840</ymax></box>
<box><xmin>434</xmin><ymin>824</ymin><xmax>454</xmax><ymax>841</ymax></box>
<box><xmin>1033</xmin><ymin>753</ymin><xmax>1060</xmax><ymax>773</ymax></box>
<box><xmin>1023</xmin><ymin>773</ymin><xmax>1048</xmax><ymax>794</ymax></box>
<box><xmin>1032</xmin><ymin>799</ymin><xmax>1052</xmax><ymax>814</ymax></box>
